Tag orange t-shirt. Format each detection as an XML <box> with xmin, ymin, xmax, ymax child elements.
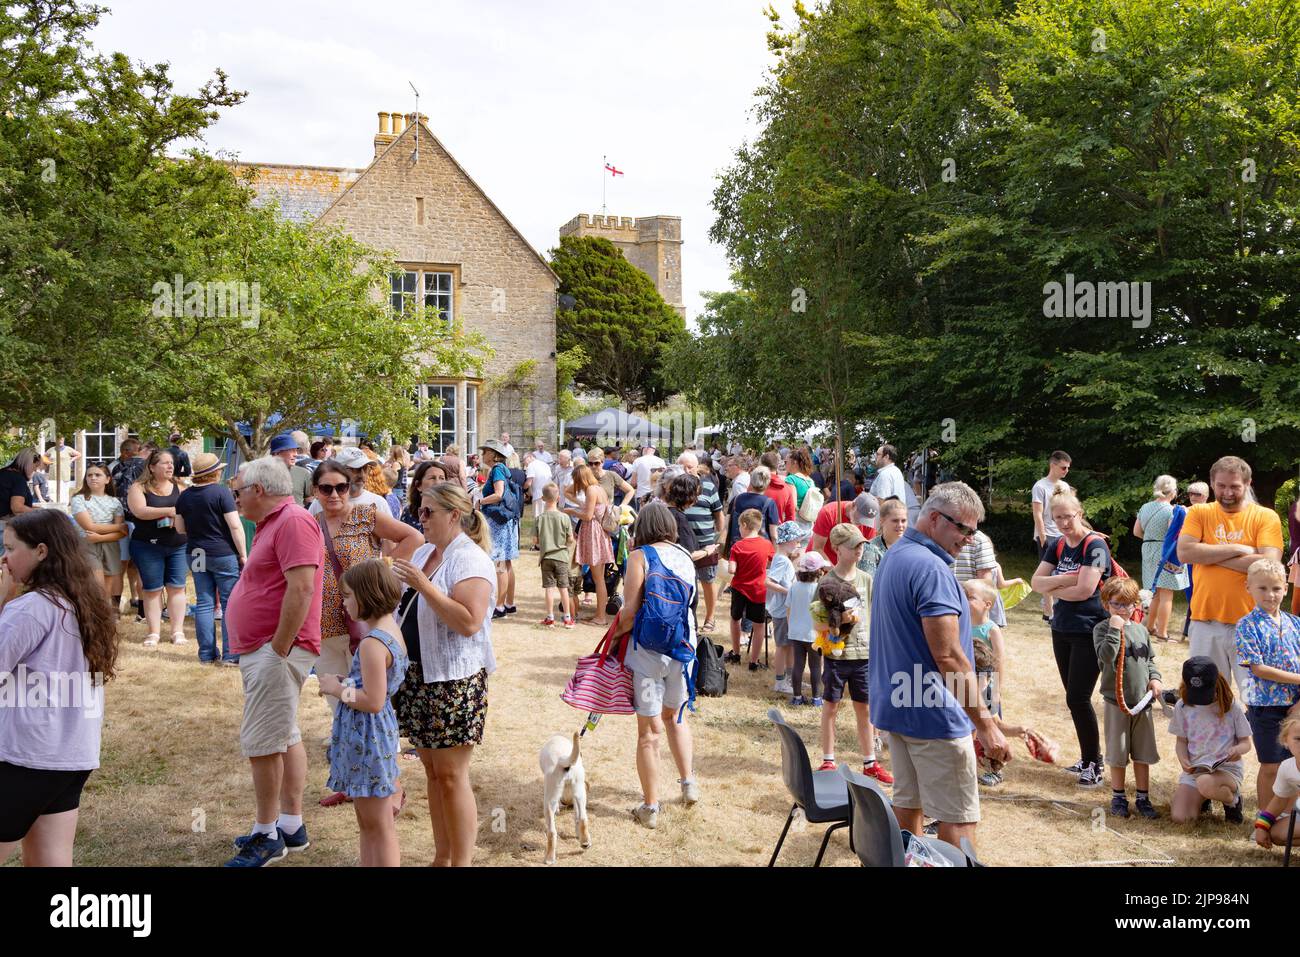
<box><xmin>1179</xmin><ymin>502</ymin><xmax>1283</xmax><ymax>624</ymax></box>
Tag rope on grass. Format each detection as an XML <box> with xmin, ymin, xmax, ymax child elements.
<box><xmin>980</xmin><ymin>791</ymin><xmax>1176</xmax><ymax>867</ymax></box>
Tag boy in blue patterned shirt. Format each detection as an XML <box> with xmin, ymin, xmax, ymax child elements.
<box><xmin>1235</xmin><ymin>559</ymin><xmax>1300</xmax><ymax>814</ymax></box>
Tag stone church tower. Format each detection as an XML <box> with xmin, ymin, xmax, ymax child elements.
<box><xmin>558</xmin><ymin>213</ymin><xmax>684</xmax><ymax>319</ymax></box>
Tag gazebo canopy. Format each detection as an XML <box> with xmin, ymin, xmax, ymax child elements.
<box><xmin>564</xmin><ymin>408</ymin><xmax>671</xmax><ymax>446</ymax></box>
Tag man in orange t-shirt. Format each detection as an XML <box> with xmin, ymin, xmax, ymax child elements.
<box><xmin>1177</xmin><ymin>456</ymin><xmax>1283</xmax><ymax>690</ymax></box>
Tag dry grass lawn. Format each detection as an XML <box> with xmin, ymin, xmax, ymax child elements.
<box><xmin>34</xmin><ymin>552</ymin><xmax>1289</xmax><ymax>868</ymax></box>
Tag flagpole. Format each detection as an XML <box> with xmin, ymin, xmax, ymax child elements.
<box><xmin>602</xmin><ymin>154</ymin><xmax>607</xmax><ymax>215</ymax></box>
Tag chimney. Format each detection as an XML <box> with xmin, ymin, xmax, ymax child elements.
<box><xmin>374</xmin><ymin>111</ymin><xmax>397</xmax><ymax>157</ymax></box>
<box><xmin>393</xmin><ymin>112</ymin><xmax>407</xmax><ymax>134</ymax></box>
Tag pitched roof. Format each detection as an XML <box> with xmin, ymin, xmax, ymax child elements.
<box><xmin>228</xmin><ymin>162</ymin><xmax>364</xmax><ymax>222</ymax></box>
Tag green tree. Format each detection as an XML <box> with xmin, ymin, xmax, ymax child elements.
<box><xmin>0</xmin><ymin>0</ymin><xmax>246</xmax><ymax>431</ymax></box>
<box><xmin>702</xmin><ymin>0</ymin><xmax>1300</xmax><ymax>529</ymax></box>
<box><xmin>140</xmin><ymin>198</ymin><xmax>488</xmax><ymax>459</ymax></box>
<box><xmin>549</xmin><ymin>236</ymin><xmax>685</xmax><ymax>410</ymax></box>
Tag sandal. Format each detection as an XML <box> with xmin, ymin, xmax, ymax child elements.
<box><xmin>171</xmin><ymin>632</ymin><xmax>188</xmax><ymax>645</ymax></box>
<box><xmin>143</xmin><ymin>634</ymin><xmax>160</xmax><ymax>647</ymax></box>
<box><xmin>319</xmin><ymin>791</ymin><xmax>352</xmax><ymax>807</ymax></box>
<box><xmin>392</xmin><ymin>788</ymin><xmax>407</xmax><ymax>817</ymax></box>
<box><xmin>701</xmin><ymin>619</ymin><xmax>716</xmax><ymax>633</ymax></box>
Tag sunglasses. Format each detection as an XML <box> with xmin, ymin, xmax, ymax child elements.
<box><xmin>316</xmin><ymin>482</ymin><xmax>352</xmax><ymax>497</ymax></box>
<box><xmin>418</xmin><ymin>506</ymin><xmax>435</xmax><ymax>520</ymax></box>
<box><xmin>936</xmin><ymin>511</ymin><xmax>976</xmax><ymax>538</ymax></box>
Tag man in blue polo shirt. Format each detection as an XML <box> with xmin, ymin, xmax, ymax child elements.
<box><xmin>869</xmin><ymin>482</ymin><xmax>1009</xmax><ymax>851</ymax></box>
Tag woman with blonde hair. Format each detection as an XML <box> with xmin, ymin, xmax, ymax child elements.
<box><xmin>1133</xmin><ymin>474</ymin><xmax>1188</xmax><ymax>642</ymax></box>
<box><xmin>391</xmin><ymin>482</ymin><xmax>495</xmax><ymax>865</ymax></box>
<box><xmin>1031</xmin><ymin>488</ymin><xmax>1113</xmax><ymax>786</ymax></box>
<box><xmin>565</xmin><ymin>463</ymin><xmax>614</xmax><ymax>626</ymax></box>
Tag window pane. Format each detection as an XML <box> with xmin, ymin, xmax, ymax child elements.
<box><xmin>403</xmin><ymin>271</ymin><xmax>417</xmax><ymax>293</ymax></box>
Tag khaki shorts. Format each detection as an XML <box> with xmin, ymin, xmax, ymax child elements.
<box><xmin>540</xmin><ymin>558</ymin><xmax>570</xmax><ymax>590</ymax></box>
<box><xmin>1188</xmin><ymin>619</ymin><xmax>1249</xmax><ymax>692</ymax></box>
<box><xmin>86</xmin><ymin>539</ymin><xmax>123</xmax><ymax>576</ymax></box>
<box><xmin>889</xmin><ymin>731</ymin><xmax>980</xmax><ymax>824</ymax></box>
<box><xmin>1103</xmin><ymin>700</ymin><xmax>1160</xmax><ymax>766</ymax></box>
<box><xmin>238</xmin><ymin>642</ymin><xmax>317</xmax><ymax>758</ymax></box>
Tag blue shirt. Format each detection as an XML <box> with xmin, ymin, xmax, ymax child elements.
<box><xmin>1235</xmin><ymin>606</ymin><xmax>1300</xmax><ymax>707</ymax></box>
<box><xmin>869</xmin><ymin>526</ymin><xmax>974</xmax><ymax>739</ymax></box>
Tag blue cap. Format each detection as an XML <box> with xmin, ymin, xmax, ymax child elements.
<box><xmin>269</xmin><ymin>433</ymin><xmax>297</xmax><ymax>455</ymax></box>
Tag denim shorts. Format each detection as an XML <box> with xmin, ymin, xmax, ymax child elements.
<box><xmin>1246</xmin><ymin>704</ymin><xmax>1295</xmax><ymax>765</ymax></box>
<box><xmin>119</xmin><ymin>521</ymin><xmax>135</xmax><ymax>562</ymax></box>
<box><xmin>129</xmin><ymin>539</ymin><xmax>189</xmax><ymax>591</ymax></box>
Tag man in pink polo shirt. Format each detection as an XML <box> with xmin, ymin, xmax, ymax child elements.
<box><xmin>223</xmin><ymin>456</ymin><xmax>324</xmax><ymax>867</ymax></box>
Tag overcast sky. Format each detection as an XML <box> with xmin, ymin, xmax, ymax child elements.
<box><xmin>92</xmin><ymin>0</ymin><xmax>795</xmax><ymax>325</ymax></box>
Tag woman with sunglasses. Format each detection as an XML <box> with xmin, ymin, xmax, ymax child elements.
<box><xmin>391</xmin><ymin>482</ymin><xmax>495</xmax><ymax>866</ymax></box>
<box><xmin>400</xmin><ymin>460</ymin><xmax>449</xmax><ymax>531</ymax></box>
<box><xmin>313</xmin><ymin>460</ymin><xmax>422</xmax><ymax>809</ymax></box>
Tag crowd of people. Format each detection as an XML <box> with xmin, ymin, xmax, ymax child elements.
<box><xmin>2</xmin><ymin>427</ymin><xmax>1299</xmax><ymax>868</ymax></box>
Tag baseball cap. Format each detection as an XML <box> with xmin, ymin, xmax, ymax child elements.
<box><xmin>332</xmin><ymin>446</ymin><xmax>370</xmax><ymax>470</ymax></box>
<box><xmin>269</xmin><ymin>433</ymin><xmax>297</xmax><ymax>455</ymax></box>
<box><xmin>828</xmin><ymin>523</ymin><xmax>867</xmax><ymax>550</ymax></box>
<box><xmin>1182</xmin><ymin>657</ymin><xmax>1219</xmax><ymax>706</ymax></box>
<box><xmin>852</xmin><ymin>492</ymin><xmax>880</xmax><ymax>530</ymax></box>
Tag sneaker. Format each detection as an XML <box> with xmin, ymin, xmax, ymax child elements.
<box><xmin>1077</xmin><ymin>762</ymin><xmax>1105</xmax><ymax>787</ymax></box>
<box><xmin>539</xmin><ymin>616</ymin><xmax>555</xmax><ymax>628</ymax></box>
<box><xmin>774</xmin><ymin>676</ymin><xmax>793</xmax><ymax>694</ymax></box>
<box><xmin>680</xmin><ymin>779</ymin><xmax>700</xmax><ymax>806</ymax></box>
<box><xmin>1135</xmin><ymin>796</ymin><xmax>1159</xmax><ymax>819</ymax></box>
<box><xmin>817</xmin><ymin>759</ymin><xmax>837</xmax><ymax>772</ymax></box>
<box><xmin>978</xmin><ymin>770</ymin><xmax>1003</xmax><ymax>787</ymax></box>
<box><xmin>1110</xmin><ymin>794</ymin><xmax>1131</xmax><ymax>818</ymax></box>
<box><xmin>233</xmin><ymin>824</ymin><xmax>310</xmax><ymax>853</ymax></box>
<box><xmin>562</xmin><ymin>616</ymin><xmax>575</xmax><ymax>629</ymax></box>
<box><xmin>723</xmin><ymin>651</ymin><xmax>741</xmax><ymax>664</ymax></box>
<box><xmin>631</xmin><ymin>803</ymin><xmax>659</xmax><ymax>829</ymax></box>
<box><xmin>1064</xmin><ymin>758</ymin><xmax>1086</xmax><ymax>774</ymax></box>
<box><xmin>748</xmin><ymin>661</ymin><xmax>760</xmax><ymax>672</ymax></box>
<box><xmin>223</xmin><ymin>831</ymin><xmax>287</xmax><ymax>867</ymax></box>
<box><xmin>1223</xmin><ymin>794</ymin><xmax>1244</xmax><ymax>824</ymax></box>
<box><xmin>809</xmin><ymin>696</ymin><xmax>824</xmax><ymax>707</ymax></box>
<box><xmin>789</xmin><ymin>695</ymin><xmax>805</xmax><ymax>706</ymax></box>
<box><xmin>863</xmin><ymin>762</ymin><xmax>894</xmax><ymax>785</ymax></box>
<box><xmin>220</xmin><ymin>659</ymin><xmax>240</xmax><ymax>668</ymax></box>
<box><xmin>491</xmin><ymin>608</ymin><xmax>507</xmax><ymax>620</ymax></box>
<box><xmin>504</xmin><ymin>604</ymin><xmax>518</xmax><ymax>615</ymax></box>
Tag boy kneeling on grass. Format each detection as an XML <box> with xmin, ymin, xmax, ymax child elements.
<box><xmin>536</xmin><ymin>483</ymin><xmax>574</xmax><ymax>628</ymax></box>
<box><xmin>1093</xmin><ymin>576</ymin><xmax>1162</xmax><ymax>818</ymax></box>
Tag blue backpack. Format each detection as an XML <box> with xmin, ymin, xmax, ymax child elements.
<box><xmin>632</xmin><ymin>544</ymin><xmax>697</xmax><ymax>721</ymax></box>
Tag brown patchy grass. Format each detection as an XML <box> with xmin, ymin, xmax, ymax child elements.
<box><xmin>41</xmin><ymin>553</ymin><xmax>1286</xmax><ymax>867</ymax></box>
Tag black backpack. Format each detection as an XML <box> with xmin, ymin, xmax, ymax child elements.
<box><xmin>694</xmin><ymin>636</ymin><xmax>728</xmax><ymax>698</ymax></box>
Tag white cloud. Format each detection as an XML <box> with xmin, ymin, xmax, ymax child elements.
<box><xmin>94</xmin><ymin>0</ymin><xmax>796</xmax><ymax>324</ymax></box>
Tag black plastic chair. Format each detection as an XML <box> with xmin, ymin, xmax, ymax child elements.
<box><xmin>767</xmin><ymin>708</ymin><xmax>851</xmax><ymax>866</ymax></box>
<box><xmin>839</xmin><ymin>765</ymin><xmax>978</xmax><ymax>867</ymax></box>
<box><xmin>1285</xmin><ymin>811</ymin><xmax>1297</xmax><ymax>868</ymax></box>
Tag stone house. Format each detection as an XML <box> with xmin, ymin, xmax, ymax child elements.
<box><xmin>62</xmin><ymin>110</ymin><xmax>558</xmax><ymax>483</ymax></box>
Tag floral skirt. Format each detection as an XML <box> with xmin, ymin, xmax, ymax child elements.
<box><xmin>488</xmin><ymin>518</ymin><xmax>519</xmax><ymax>562</ymax></box>
<box><xmin>395</xmin><ymin>665</ymin><xmax>488</xmax><ymax>750</ymax></box>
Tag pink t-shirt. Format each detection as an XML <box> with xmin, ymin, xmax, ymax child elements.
<box><xmin>227</xmin><ymin>499</ymin><xmax>324</xmax><ymax>656</ymax></box>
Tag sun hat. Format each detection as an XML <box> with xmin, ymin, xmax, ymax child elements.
<box><xmin>191</xmin><ymin>452</ymin><xmax>223</xmax><ymax>478</ymax></box>
<box><xmin>268</xmin><ymin>433</ymin><xmax>297</xmax><ymax>455</ymax></box>
<box><xmin>332</xmin><ymin>446</ymin><xmax>370</xmax><ymax>470</ymax></box>
<box><xmin>479</xmin><ymin>439</ymin><xmax>510</xmax><ymax>459</ymax></box>
<box><xmin>776</xmin><ymin>521</ymin><xmax>809</xmax><ymax>545</ymax></box>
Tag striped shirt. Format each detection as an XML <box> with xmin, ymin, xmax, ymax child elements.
<box><xmin>953</xmin><ymin>530</ymin><xmax>997</xmax><ymax>582</ymax></box>
<box><xmin>684</xmin><ymin>475</ymin><xmax>723</xmax><ymax>546</ymax></box>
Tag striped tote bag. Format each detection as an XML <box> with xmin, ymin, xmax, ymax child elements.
<box><xmin>561</xmin><ymin>615</ymin><xmax>635</xmax><ymax>715</ymax></box>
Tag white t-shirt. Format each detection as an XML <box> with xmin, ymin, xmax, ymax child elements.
<box><xmin>1274</xmin><ymin>757</ymin><xmax>1300</xmax><ymax>799</ymax></box>
<box><xmin>766</xmin><ymin>553</ymin><xmax>795</xmax><ymax>618</ymax></box>
<box><xmin>869</xmin><ymin>463</ymin><xmax>907</xmax><ymax>502</ymax></box>
<box><xmin>788</xmin><ymin>579</ymin><xmax>818</xmax><ymax>642</ymax></box>
<box><xmin>532</xmin><ymin>449</ymin><xmax>553</xmax><ymax>465</ymax></box>
<box><xmin>631</xmin><ymin>454</ymin><xmax>665</xmax><ymax>497</ymax></box>
<box><xmin>1032</xmin><ymin>477</ymin><xmax>1071</xmax><ymax>538</ymax></box>
<box><xmin>728</xmin><ymin>471</ymin><xmax>751</xmax><ymax>501</ymax></box>
<box><xmin>308</xmin><ymin>490</ymin><xmax>389</xmax><ymax>516</ymax></box>
<box><xmin>525</xmin><ymin>459</ymin><xmax>552</xmax><ymax>501</ymax></box>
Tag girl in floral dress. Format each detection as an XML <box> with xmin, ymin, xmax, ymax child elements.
<box><xmin>318</xmin><ymin>560</ymin><xmax>408</xmax><ymax>866</ymax></box>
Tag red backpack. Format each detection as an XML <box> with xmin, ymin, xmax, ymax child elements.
<box><xmin>1055</xmin><ymin>534</ymin><xmax>1143</xmax><ymax>623</ymax></box>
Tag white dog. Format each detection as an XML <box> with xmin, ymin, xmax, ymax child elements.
<box><xmin>539</xmin><ymin>732</ymin><xmax>591</xmax><ymax>865</ymax></box>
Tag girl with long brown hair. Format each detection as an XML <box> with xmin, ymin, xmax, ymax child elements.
<box><xmin>0</xmin><ymin>510</ymin><xmax>118</xmax><ymax>865</ymax></box>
